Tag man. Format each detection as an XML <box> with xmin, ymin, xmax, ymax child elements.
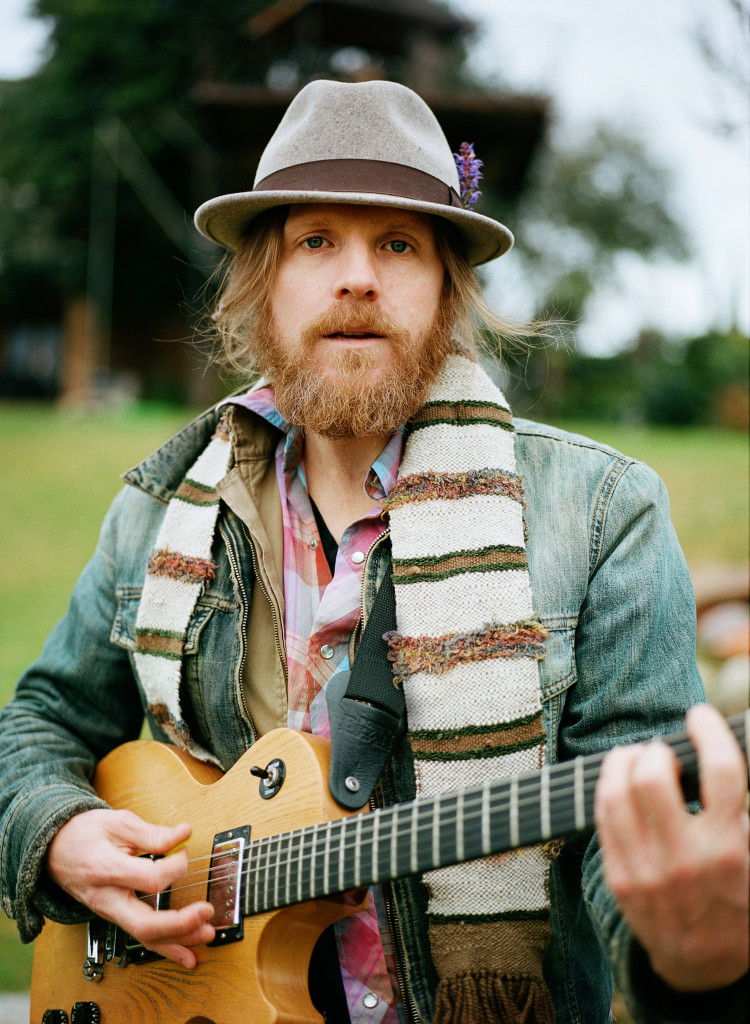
<box><xmin>0</xmin><ymin>80</ymin><xmax>747</xmax><ymax>1024</ymax></box>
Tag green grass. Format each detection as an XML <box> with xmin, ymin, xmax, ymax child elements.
<box><xmin>1</xmin><ymin>402</ymin><xmax>199</xmax><ymax>706</ymax></box>
<box><xmin>0</xmin><ymin>401</ymin><xmax>197</xmax><ymax>991</ymax></box>
<box><xmin>0</xmin><ymin>404</ymin><xmax>747</xmax><ymax>990</ymax></box>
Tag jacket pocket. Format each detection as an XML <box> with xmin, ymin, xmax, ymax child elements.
<box><xmin>110</xmin><ymin>586</ymin><xmax>224</xmax><ymax>654</ymax></box>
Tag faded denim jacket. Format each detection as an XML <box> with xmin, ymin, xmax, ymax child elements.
<box><xmin>0</xmin><ymin>405</ymin><xmax>744</xmax><ymax>1024</ymax></box>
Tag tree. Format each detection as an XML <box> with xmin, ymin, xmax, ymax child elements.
<box><xmin>0</xmin><ymin>0</ymin><xmax>271</xmax><ymax>319</ymax></box>
<box><xmin>508</xmin><ymin>123</ymin><xmax>691</xmax><ymax>326</ymax></box>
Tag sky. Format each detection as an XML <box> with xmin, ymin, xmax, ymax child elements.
<box><xmin>0</xmin><ymin>0</ymin><xmax>748</xmax><ymax>353</ymax></box>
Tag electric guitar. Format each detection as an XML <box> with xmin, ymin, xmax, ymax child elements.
<box><xmin>31</xmin><ymin>712</ymin><xmax>749</xmax><ymax>1024</ymax></box>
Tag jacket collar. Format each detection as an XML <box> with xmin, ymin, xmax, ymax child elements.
<box><xmin>122</xmin><ymin>402</ymin><xmax>281</xmax><ymax>504</ymax></box>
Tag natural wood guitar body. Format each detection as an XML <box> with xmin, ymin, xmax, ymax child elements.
<box><xmin>31</xmin><ymin>711</ymin><xmax>749</xmax><ymax>1024</ymax></box>
<box><xmin>31</xmin><ymin>730</ymin><xmax>365</xmax><ymax>1024</ymax></box>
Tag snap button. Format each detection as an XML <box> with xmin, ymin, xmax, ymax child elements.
<box><xmin>351</xmin><ymin>550</ymin><xmax>365</xmax><ymax>564</ymax></box>
<box><xmin>363</xmin><ymin>993</ymin><xmax>378</xmax><ymax>1009</ymax></box>
<box><xmin>320</xmin><ymin>644</ymin><xmax>335</xmax><ymax>660</ymax></box>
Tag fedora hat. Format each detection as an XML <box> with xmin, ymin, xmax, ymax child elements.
<box><xmin>194</xmin><ymin>79</ymin><xmax>513</xmax><ymax>266</ymax></box>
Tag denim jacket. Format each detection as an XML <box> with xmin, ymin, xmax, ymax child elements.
<box><xmin>0</xmin><ymin>405</ymin><xmax>743</xmax><ymax>1023</ymax></box>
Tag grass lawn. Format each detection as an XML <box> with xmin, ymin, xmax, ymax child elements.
<box><xmin>0</xmin><ymin>402</ymin><xmax>747</xmax><ymax>991</ymax></box>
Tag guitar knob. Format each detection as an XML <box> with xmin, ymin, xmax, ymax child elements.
<box><xmin>71</xmin><ymin>1003</ymin><xmax>100</xmax><ymax>1024</ymax></box>
<box><xmin>42</xmin><ymin>1012</ymin><xmax>68</xmax><ymax>1024</ymax></box>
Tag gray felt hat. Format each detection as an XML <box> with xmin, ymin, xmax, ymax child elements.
<box><xmin>194</xmin><ymin>79</ymin><xmax>513</xmax><ymax>266</ymax></box>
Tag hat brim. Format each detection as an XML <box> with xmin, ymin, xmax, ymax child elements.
<box><xmin>194</xmin><ymin>189</ymin><xmax>513</xmax><ymax>266</ymax></box>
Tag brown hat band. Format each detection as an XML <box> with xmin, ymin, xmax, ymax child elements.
<box><xmin>254</xmin><ymin>158</ymin><xmax>464</xmax><ymax>209</ymax></box>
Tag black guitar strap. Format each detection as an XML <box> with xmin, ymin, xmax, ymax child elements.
<box><xmin>327</xmin><ymin>569</ymin><xmax>406</xmax><ymax>809</ymax></box>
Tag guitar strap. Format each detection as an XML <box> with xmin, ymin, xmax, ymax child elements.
<box><xmin>327</xmin><ymin>569</ymin><xmax>406</xmax><ymax>809</ymax></box>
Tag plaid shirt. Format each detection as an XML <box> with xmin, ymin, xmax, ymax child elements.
<box><xmin>229</xmin><ymin>387</ymin><xmax>404</xmax><ymax>1024</ymax></box>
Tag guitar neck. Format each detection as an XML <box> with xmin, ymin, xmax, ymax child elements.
<box><xmin>241</xmin><ymin>710</ymin><xmax>749</xmax><ymax>918</ymax></box>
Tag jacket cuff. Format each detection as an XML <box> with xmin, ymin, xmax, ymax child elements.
<box><xmin>627</xmin><ymin>939</ymin><xmax>749</xmax><ymax>1024</ymax></box>
<box><xmin>2</xmin><ymin>787</ymin><xmax>108</xmax><ymax>943</ymax></box>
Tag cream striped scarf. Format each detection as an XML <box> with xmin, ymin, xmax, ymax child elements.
<box><xmin>383</xmin><ymin>347</ymin><xmax>553</xmax><ymax>1024</ymax></box>
<box><xmin>133</xmin><ymin>350</ymin><xmax>553</xmax><ymax>1023</ymax></box>
<box><xmin>133</xmin><ymin>417</ymin><xmax>233</xmax><ymax>766</ymax></box>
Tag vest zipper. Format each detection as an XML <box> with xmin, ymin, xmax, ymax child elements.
<box><xmin>242</xmin><ymin>519</ymin><xmax>287</xmax><ymax>683</ymax></box>
<box><xmin>220</xmin><ymin>518</ymin><xmax>255</xmax><ymax>741</ymax></box>
<box><xmin>221</xmin><ymin>517</ymin><xmax>287</xmax><ymax>743</ymax></box>
<box><xmin>383</xmin><ymin>882</ymin><xmax>423</xmax><ymax>1024</ymax></box>
<box><xmin>370</xmin><ymin>781</ymin><xmax>424</xmax><ymax>1024</ymax></box>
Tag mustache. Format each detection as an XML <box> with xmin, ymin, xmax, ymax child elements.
<box><xmin>299</xmin><ymin>303</ymin><xmax>410</xmax><ymax>343</ymax></box>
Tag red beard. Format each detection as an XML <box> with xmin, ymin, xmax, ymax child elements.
<box><xmin>253</xmin><ymin>299</ymin><xmax>453</xmax><ymax>439</ymax></box>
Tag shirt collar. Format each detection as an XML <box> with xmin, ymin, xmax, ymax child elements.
<box><xmin>223</xmin><ymin>386</ymin><xmax>404</xmax><ymax>500</ymax></box>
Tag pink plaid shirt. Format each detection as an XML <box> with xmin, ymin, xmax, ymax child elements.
<box><xmin>227</xmin><ymin>388</ymin><xmax>403</xmax><ymax>1024</ymax></box>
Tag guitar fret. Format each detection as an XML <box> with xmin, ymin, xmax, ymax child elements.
<box><xmin>481</xmin><ymin>780</ymin><xmax>491</xmax><ymax>856</ymax></box>
<box><xmin>410</xmin><ymin>805</ymin><xmax>418</xmax><ymax>875</ymax></box>
<box><xmin>257</xmin><ymin>837</ymin><xmax>268</xmax><ymax>913</ymax></box>
<box><xmin>300</xmin><ymin>829</ymin><xmax>311</xmax><ymax>903</ymax></box>
<box><xmin>540</xmin><ymin>765</ymin><xmax>551</xmax><ymax>840</ymax></box>
<box><xmin>309</xmin><ymin>823</ymin><xmax>320</xmax><ymax>901</ymax></box>
<box><xmin>285</xmin><ymin>832</ymin><xmax>294</xmax><ymax>906</ymax></box>
<box><xmin>371</xmin><ymin>808</ymin><xmax>381</xmax><ymax>884</ymax></box>
<box><xmin>509</xmin><ymin>775</ymin><xmax>519</xmax><ymax>849</ymax></box>
<box><xmin>390</xmin><ymin>806</ymin><xmax>399</xmax><ymax>878</ymax></box>
<box><xmin>574</xmin><ymin>757</ymin><xmax>585</xmax><ymax>832</ymax></box>
<box><xmin>456</xmin><ymin>791</ymin><xmax>465</xmax><ymax>863</ymax></box>
<box><xmin>273</xmin><ymin>836</ymin><xmax>282</xmax><ymax>907</ymax></box>
<box><xmin>323</xmin><ymin>821</ymin><xmax>333</xmax><ymax>896</ymax></box>
<box><xmin>337</xmin><ymin>821</ymin><xmax>346</xmax><ymax>893</ymax></box>
<box><xmin>354</xmin><ymin>816</ymin><xmax>364</xmax><ymax>888</ymax></box>
<box><xmin>244</xmin><ymin>839</ymin><xmax>255</xmax><ymax>917</ymax></box>
<box><xmin>264</xmin><ymin>837</ymin><xmax>273</xmax><ymax>909</ymax></box>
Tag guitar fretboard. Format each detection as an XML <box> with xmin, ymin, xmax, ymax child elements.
<box><xmin>241</xmin><ymin>710</ymin><xmax>748</xmax><ymax>917</ymax></box>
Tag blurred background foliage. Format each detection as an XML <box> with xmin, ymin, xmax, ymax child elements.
<box><xmin>0</xmin><ymin>0</ymin><xmax>746</xmax><ymax>424</ymax></box>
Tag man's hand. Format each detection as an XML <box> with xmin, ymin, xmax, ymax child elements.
<box><xmin>45</xmin><ymin>808</ymin><xmax>216</xmax><ymax>968</ymax></box>
<box><xmin>595</xmin><ymin>703</ymin><xmax>749</xmax><ymax>992</ymax></box>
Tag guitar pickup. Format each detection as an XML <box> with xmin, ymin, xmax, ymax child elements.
<box><xmin>208</xmin><ymin>826</ymin><xmax>249</xmax><ymax>947</ymax></box>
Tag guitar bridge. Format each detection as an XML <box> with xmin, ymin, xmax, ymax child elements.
<box><xmin>208</xmin><ymin>826</ymin><xmax>249</xmax><ymax>946</ymax></box>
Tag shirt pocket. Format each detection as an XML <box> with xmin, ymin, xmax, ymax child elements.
<box><xmin>538</xmin><ymin>615</ymin><xmax>578</xmax><ymax>764</ymax></box>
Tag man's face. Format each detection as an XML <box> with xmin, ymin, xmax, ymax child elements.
<box><xmin>256</xmin><ymin>203</ymin><xmax>452</xmax><ymax>438</ymax></box>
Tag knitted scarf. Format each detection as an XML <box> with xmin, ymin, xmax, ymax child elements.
<box><xmin>383</xmin><ymin>347</ymin><xmax>553</xmax><ymax>1023</ymax></box>
<box><xmin>133</xmin><ymin>349</ymin><xmax>553</xmax><ymax>1024</ymax></box>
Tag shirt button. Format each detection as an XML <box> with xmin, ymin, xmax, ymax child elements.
<box><xmin>351</xmin><ymin>550</ymin><xmax>365</xmax><ymax>564</ymax></box>
<box><xmin>363</xmin><ymin>993</ymin><xmax>378</xmax><ymax>1009</ymax></box>
<box><xmin>308</xmin><ymin>537</ymin><xmax>318</xmax><ymax>549</ymax></box>
<box><xmin>320</xmin><ymin>644</ymin><xmax>335</xmax><ymax>660</ymax></box>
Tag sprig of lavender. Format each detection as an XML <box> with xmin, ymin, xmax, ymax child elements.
<box><xmin>454</xmin><ymin>142</ymin><xmax>483</xmax><ymax>209</ymax></box>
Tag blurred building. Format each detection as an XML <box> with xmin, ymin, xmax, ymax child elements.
<box><xmin>0</xmin><ymin>0</ymin><xmax>549</xmax><ymax>406</ymax></box>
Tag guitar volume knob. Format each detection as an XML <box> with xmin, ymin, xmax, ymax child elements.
<box><xmin>42</xmin><ymin>1013</ymin><xmax>68</xmax><ymax>1024</ymax></box>
<box><xmin>71</xmin><ymin>1003</ymin><xmax>101</xmax><ymax>1024</ymax></box>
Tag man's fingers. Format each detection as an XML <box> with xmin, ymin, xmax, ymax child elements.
<box><xmin>99</xmin><ymin>893</ymin><xmax>216</xmax><ymax>967</ymax></box>
<box><xmin>685</xmin><ymin>703</ymin><xmax>749</xmax><ymax>819</ymax></box>
<box><xmin>107</xmin><ymin>811</ymin><xmax>192</xmax><ymax>857</ymax></box>
<box><xmin>82</xmin><ymin>843</ymin><xmax>189</xmax><ymax>901</ymax></box>
<box><xmin>627</xmin><ymin>739</ymin><xmax>686</xmax><ymax>839</ymax></box>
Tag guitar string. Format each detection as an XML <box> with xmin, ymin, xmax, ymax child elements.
<box><xmin>140</xmin><ymin>734</ymin><xmax>716</xmax><ymax>905</ymax></box>
<box><xmin>137</xmin><ymin>735</ymin><xmax>716</xmax><ymax>905</ymax></box>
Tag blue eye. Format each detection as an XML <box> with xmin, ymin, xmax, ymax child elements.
<box><xmin>304</xmin><ymin>236</ymin><xmax>325</xmax><ymax>249</ymax></box>
<box><xmin>386</xmin><ymin>239</ymin><xmax>410</xmax><ymax>253</ymax></box>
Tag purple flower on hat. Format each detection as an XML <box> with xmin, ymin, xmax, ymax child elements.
<box><xmin>454</xmin><ymin>142</ymin><xmax>483</xmax><ymax>209</ymax></box>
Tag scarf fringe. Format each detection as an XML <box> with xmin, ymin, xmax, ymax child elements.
<box><xmin>433</xmin><ymin>972</ymin><xmax>555</xmax><ymax>1024</ymax></box>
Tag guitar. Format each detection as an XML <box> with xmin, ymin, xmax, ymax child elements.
<box><xmin>31</xmin><ymin>712</ymin><xmax>748</xmax><ymax>1024</ymax></box>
